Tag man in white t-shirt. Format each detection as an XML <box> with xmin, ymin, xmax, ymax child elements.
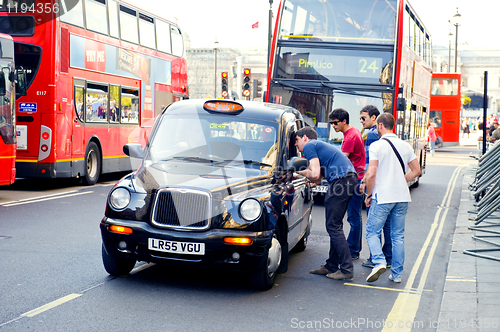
<box><xmin>363</xmin><ymin>113</ymin><xmax>421</xmax><ymax>283</ymax></box>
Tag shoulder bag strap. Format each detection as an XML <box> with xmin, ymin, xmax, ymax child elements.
<box><xmin>381</xmin><ymin>137</ymin><xmax>405</xmax><ymax>174</ymax></box>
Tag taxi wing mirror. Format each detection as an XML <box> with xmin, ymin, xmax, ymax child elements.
<box><xmin>123</xmin><ymin>143</ymin><xmax>144</xmax><ymax>159</ymax></box>
<box><xmin>285</xmin><ymin>157</ymin><xmax>308</xmax><ymax>172</ymax></box>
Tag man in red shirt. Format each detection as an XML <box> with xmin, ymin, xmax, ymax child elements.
<box><xmin>329</xmin><ymin>108</ymin><xmax>366</xmax><ymax>259</ymax></box>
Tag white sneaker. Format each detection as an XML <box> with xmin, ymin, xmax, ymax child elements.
<box><xmin>366</xmin><ymin>264</ymin><xmax>386</xmax><ymax>282</ymax></box>
<box><xmin>389</xmin><ymin>274</ymin><xmax>402</xmax><ymax>283</ymax></box>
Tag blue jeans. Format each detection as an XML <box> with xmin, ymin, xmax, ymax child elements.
<box><xmin>366</xmin><ymin>212</ymin><xmax>392</xmax><ymax>265</ymax></box>
<box><xmin>346</xmin><ymin>179</ymin><xmax>363</xmax><ymax>258</ymax></box>
<box><xmin>429</xmin><ymin>140</ymin><xmax>435</xmax><ymax>155</ymax></box>
<box><xmin>366</xmin><ymin>195</ymin><xmax>408</xmax><ymax>278</ymax></box>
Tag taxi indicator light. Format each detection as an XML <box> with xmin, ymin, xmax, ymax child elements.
<box><xmin>204</xmin><ymin>100</ymin><xmax>244</xmax><ymax>112</ymax></box>
<box><xmin>223</xmin><ymin>237</ymin><xmax>253</xmax><ymax>246</ymax></box>
<box><xmin>109</xmin><ymin>225</ymin><xmax>133</xmax><ymax>235</ymax></box>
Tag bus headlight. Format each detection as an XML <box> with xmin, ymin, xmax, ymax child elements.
<box><xmin>239</xmin><ymin>199</ymin><xmax>262</xmax><ymax>221</ymax></box>
<box><xmin>109</xmin><ymin>187</ymin><xmax>131</xmax><ymax>210</ymax></box>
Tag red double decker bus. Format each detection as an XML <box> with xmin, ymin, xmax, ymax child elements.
<box><xmin>266</xmin><ymin>0</ymin><xmax>432</xmax><ymax>187</ymax></box>
<box><xmin>430</xmin><ymin>73</ymin><xmax>461</xmax><ymax>144</ymax></box>
<box><xmin>0</xmin><ymin>32</ymin><xmax>26</xmax><ymax>186</ymax></box>
<box><xmin>0</xmin><ymin>0</ymin><xmax>188</xmax><ymax>185</ymax></box>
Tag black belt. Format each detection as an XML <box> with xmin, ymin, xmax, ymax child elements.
<box><xmin>343</xmin><ymin>172</ymin><xmax>357</xmax><ymax>178</ymax></box>
<box><xmin>330</xmin><ymin>172</ymin><xmax>357</xmax><ymax>183</ymax></box>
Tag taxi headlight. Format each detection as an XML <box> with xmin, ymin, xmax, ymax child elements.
<box><xmin>109</xmin><ymin>187</ymin><xmax>131</xmax><ymax>210</ymax></box>
<box><xmin>239</xmin><ymin>198</ymin><xmax>262</xmax><ymax>221</ymax></box>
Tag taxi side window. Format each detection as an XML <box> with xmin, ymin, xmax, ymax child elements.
<box><xmin>283</xmin><ymin>121</ymin><xmax>299</xmax><ymax>163</ymax></box>
<box><xmin>288</xmin><ymin>131</ymin><xmax>299</xmax><ymax>159</ymax></box>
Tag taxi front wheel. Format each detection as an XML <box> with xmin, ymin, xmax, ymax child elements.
<box><xmin>102</xmin><ymin>244</ymin><xmax>136</xmax><ymax>276</ymax></box>
<box><xmin>249</xmin><ymin>231</ymin><xmax>282</xmax><ymax>290</ymax></box>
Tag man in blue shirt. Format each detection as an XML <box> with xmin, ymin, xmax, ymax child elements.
<box><xmin>361</xmin><ymin>105</ymin><xmax>380</xmax><ymax>170</ymax></box>
<box><xmin>359</xmin><ymin>105</ymin><xmax>391</xmax><ymax>269</ymax></box>
<box><xmin>295</xmin><ymin>126</ymin><xmax>357</xmax><ymax>280</ymax></box>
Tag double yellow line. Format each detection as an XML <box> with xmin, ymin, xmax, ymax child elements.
<box><xmin>382</xmin><ymin>165</ymin><xmax>465</xmax><ymax>331</ymax></box>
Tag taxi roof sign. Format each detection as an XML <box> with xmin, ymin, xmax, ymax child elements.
<box><xmin>203</xmin><ymin>100</ymin><xmax>244</xmax><ymax>113</ymax></box>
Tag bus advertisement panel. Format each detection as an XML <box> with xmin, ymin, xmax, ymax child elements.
<box><xmin>0</xmin><ymin>0</ymin><xmax>188</xmax><ymax>185</ymax></box>
<box><xmin>266</xmin><ymin>0</ymin><xmax>432</xmax><ymax>187</ymax></box>
<box><xmin>430</xmin><ymin>73</ymin><xmax>461</xmax><ymax>144</ymax></box>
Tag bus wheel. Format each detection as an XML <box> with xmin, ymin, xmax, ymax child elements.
<box><xmin>84</xmin><ymin>142</ymin><xmax>101</xmax><ymax>185</ymax></box>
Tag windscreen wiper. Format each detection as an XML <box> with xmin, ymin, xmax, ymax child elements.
<box><xmin>162</xmin><ymin>156</ymin><xmax>221</xmax><ymax>164</ymax></box>
<box><xmin>274</xmin><ymin>80</ymin><xmax>328</xmax><ymax>96</ymax></box>
<box><xmin>320</xmin><ymin>81</ymin><xmax>388</xmax><ymax>99</ymax></box>
<box><xmin>223</xmin><ymin>159</ymin><xmax>272</xmax><ymax>168</ymax></box>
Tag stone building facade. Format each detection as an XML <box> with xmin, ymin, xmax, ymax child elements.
<box><xmin>186</xmin><ymin>46</ymin><xmax>268</xmax><ymax>101</ymax></box>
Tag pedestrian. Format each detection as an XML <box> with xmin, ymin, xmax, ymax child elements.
<box><xmin>359</xmin><ymin>105</ymin><xmax>392</xmax><ymax>269</ymax></box>
<box><xmin>491</xmin><ymin>126</ymin><xmax>500</xmax><ymax>142</ymax></box>
<box><xmin>295</xmin><ymin>126</ymin><xmax>357</xmax><ymax>280</ymax></box>
<box><xmin>461</xmin><ymin>119</ymin><xmax>469</xmax><ymax>138</ymax></box>
<box><xmin>363</xmin><ymin>113</ymin><xmax>421</xmax><ymax>283</ymax></box>
<box><xmin>329</xmin><ymin>108</ymin><xmax>366</xmax><ymax>260</ymax></box>
<box><xmin>464</xmin><ymin>119</ymin><xmax>470</xmax><ymax>138</ymax></box>
<box><xmin>488</xmin><ymin>122</ymin><xmax>499</xmax><ymax>139</ymax></box>
<box><xmin>427</xmin><ymin>123</ymin><xmax>437</xmax><ymax>156</ymax></box>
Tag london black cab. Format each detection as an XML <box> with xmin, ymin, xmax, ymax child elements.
<box><xmin>100</xmin><ymin>99</ymin><xmax>313</xmax><ymax>290</ymax></box>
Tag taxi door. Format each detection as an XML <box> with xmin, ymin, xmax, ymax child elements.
<box><xmin>283</xmin><ymin>119</ymin><xmax>309</xmax><ymax>247</ymax></box>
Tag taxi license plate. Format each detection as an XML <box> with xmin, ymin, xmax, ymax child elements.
<box><xmin>312</xmin><ymin>186</ymin><xmax>328</xmax><ymax>193</ymax></box>
<box><xmin>148</xmin><ymin>238</ymin><xmax>205</xmax><ymax>255</ymax></box>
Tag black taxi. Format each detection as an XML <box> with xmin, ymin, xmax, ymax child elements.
<box><xmin>100</xmin><ymin>99</ymin><xmax>313</xmax><ymax>290</ymax></box>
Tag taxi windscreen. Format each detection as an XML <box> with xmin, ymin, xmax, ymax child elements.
<box><xmin>149</xmin><ymin>114</ymin><xmax>279</xmax><ymax>167</ymax></box>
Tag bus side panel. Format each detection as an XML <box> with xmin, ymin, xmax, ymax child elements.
<box><xmin>0</xmin><ymin>144</ymin><xmax>16</xmax><ymax>186</ymax></box>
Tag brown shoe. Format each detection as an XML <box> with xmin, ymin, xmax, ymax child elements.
<box><xmin>310</xmin><ymin>265</ymin><xmax>331</xmax><ymax>275</ymax></box>
<box><xmin>326</xmin><ymin>270</ymin><xmax>354</xmax><ymax>281</ymax></box>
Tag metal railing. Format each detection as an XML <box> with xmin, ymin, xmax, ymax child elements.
<box><xmin>464</xmin><ymin>140</ymin><xmax>500</xmax><ymax>261</ymax></box>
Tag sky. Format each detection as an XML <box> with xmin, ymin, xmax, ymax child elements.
<box><xmin>126</xmin><ymin>0</ymin><xmax>278</xmax><ymax>49</ymax></box>
<box><xmin>126</xmin><ymin>0</ymin><xmax>500</xmax><ymax>50</ymax></box>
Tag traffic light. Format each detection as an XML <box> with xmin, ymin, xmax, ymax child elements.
<box><xmin>221</xmin><ymin>72</ymin><xmax>228</xmax><ymax>98</ymax></box>
<box><xmin>253</xmin><ymin>79</ymin><xmax>262</xmax><ymax>98</ymax></box>
<box><xmin>242</xmin><ymin>68</ymin><xmax>251</xmax><ymax>98</ymax></box>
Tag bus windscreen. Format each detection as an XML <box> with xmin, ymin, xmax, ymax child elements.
<box><xmin>280</xmin><ymin>0</ymin><xmax>397</xmax><ymax>44</ymax></box>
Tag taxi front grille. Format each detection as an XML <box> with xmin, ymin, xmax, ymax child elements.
<box><xmin>152</xmin><ymin>189</ymin><xmax>211</xmax><ymax>230</ymax></box>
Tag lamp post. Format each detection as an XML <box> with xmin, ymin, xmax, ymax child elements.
<box><xmin>448</xmin><ymin>30</ymin><xmax>453</xmax><ymax>73</ymax></box>
<box><xmin>267</xmin><ymin>0</ymin><xmax>273</xmax><ymax>75</ymax></box>
<box><xmin>214</xmin><ymin>38</ymin><xmax>219</xmax><ymax>98</ymax></box>
<box><xmin>452</xmin><ymin>8</ymin><xmax>461</xmax><ymax>72</ymax></box>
